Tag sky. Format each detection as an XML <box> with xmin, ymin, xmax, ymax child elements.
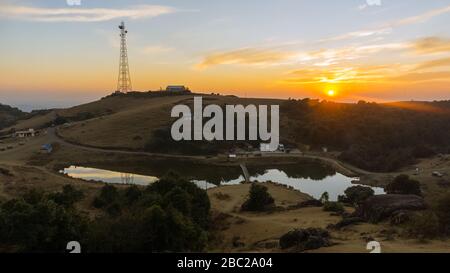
<box><xmin>0</xmin><ymin>0</ymin><xmax>449</xmax><ymax>110</ymax></box>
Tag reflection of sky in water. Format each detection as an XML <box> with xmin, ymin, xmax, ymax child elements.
<box><xmin>190</xmin><ymin>180</ymin><xmax>218</xmax><ymax>190</ymax></box>
<box><xmin>247</xmin><ymin>169</ymin><xmax>385</xmax><ymax>201</ymax></box>
<box><xmin>63</xmin><ymin>166</ymin><xmax>384</xmax><ymax>201</ymax></box>
<box><xmin>62</xmin><ymin>166</ymin><xmax>158</xmax><ymax>186</ymax></box>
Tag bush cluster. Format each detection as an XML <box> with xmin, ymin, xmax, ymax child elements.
<box><xmin>0</xmin><ymin>173</ymin><xmax>211</xmax><ymax>253</ymax></box>
<box><xmin>385</xmin><ymin>175</ymin><xmax>421</xmax><ymax>196</ymax></box>
<box><xmin>338</xmin><ymin>185</ymin><xmax>374</xmax><ymax>205</ymax></box>
<box><xmin>241</xmin><ymin>183</ymin><xmax>275</xmax><ymax>212</ymax></box>
<box><xmin>323</xmin><ymin>201</ymin><xmax>345</xmax><ymax>214</ymax></box>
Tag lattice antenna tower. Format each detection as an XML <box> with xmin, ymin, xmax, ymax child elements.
<box><xmin>117</xmin><ymin>21</ymin><xmax>132</xmax><ymax>92</ymax></box>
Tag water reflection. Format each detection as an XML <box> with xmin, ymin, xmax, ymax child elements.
<box><xmin>61</xmin><ymin>166</ymin><xmax>158</xmax><ymax>186</ymax></box>
<box><xmin>249</xmin><ymin>169</ymin><xmax>385</xmax><ymax>201</ymax></box>
<box><xmin>62</xmin><ymin>162</ymin><xmax>385</xmax><ymax>201</ymax></box>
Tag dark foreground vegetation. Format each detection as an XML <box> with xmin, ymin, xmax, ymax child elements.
<box><xmin>282</xmin><ymin>99</ymin><xmax>450</xmax><ymax>171</ymax></box>
<box><xmin>1</xmin><ymin>174</ymin><xmax>450</xmax><ymax>252</ymax></box>
<box><xmin>0</xmin><ymin>173</ymin><xmax>210</xmax><ymax>253</ymax></box>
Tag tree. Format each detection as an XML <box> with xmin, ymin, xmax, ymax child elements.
<box><xmin>163</xmin><ymin>187</ymin><xmax>192</xmax><ymax>216</ymax></box>
<box><xmin>92</xmin><ymin>184</ymin><xmax>119</xmax><ymax>208</ymax></box>
<box><xmin>386</xmin><ymin>175</ymin><xmax>421</xmax><ymax>196</ymax></box>
<box><xmin>124</xmin><ymin>185</ymin><xmax>142</xmax><ymax>204</ymax></box>
<box><xmin>48</xmin><ymin>185</ymin><xmax>84</xmax><ymax>208</ymax></box>
<box><xmin>86</xmin><ymin>172</ymin><xmax>210</xmax><ymax>252</ymax></box>
<box><xmin>0</xmin><ymin>194</ymin><xmax>87</xmax><ymax>252</ymax></box>
<box><xmin>320</xmin><ymin>192</ymin><xmax>329</xmax><ymax>203</ymax></box>
<box><xmin>339</xmin><ymin>185</ymin><xmax>374</xmax><ymax>205</ymax></box>
<box><xmin>241</xmin><ymin>183</ymin><xmax>275</xmax><ymax>211</ymax></box>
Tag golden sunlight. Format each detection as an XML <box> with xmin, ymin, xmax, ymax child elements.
<box><xmin>327</xmin><ymin>90</ymin><xmax>336</xmax><ymax>97</ymax></box>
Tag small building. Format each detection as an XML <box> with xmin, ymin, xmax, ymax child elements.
<box><xmin>14</xmin><ymin>129</ymin><xmax>36</xmax><ymax>138</ymax></box>
<box><xmin>166</xmin><ymin>85</ymin><xmax>189</xmax><ymax>92</ymax></box>
<box><xmin>41</xmin><ymin>143</ymin><xmax>53</xmax><ymax>154</ymax></box>
<box><xmin>260</xmin><ymin>143</ymin><xmax>285</xmax><ymax>152</ymax></box>
<box><xmin>260</xmin><ymin>143</ymin><xmax>271</xmax><ymax>152</ymax></box>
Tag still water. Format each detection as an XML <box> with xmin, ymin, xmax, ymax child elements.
<box><xmin>62</xmin><ymin>161</ymin><xmax>385</xmax><ymax>201</ymax></box>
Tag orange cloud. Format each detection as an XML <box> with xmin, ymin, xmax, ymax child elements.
<box><xmin>413</xmin><ymin>57</ymin><xmax>450</xmax><ymax>71</ymax></box>
<box><xmin>412</xmin><ymin>37</ymin><xmax>450</xmax><ymax>54</ymax></box>
<box><xmin>390</xmin><ymin>71</ymin><xmax>450</xmax><ymax>83</ymax></box>
<box><xmin>284</xmin><ymin>65</ymin><xmax>399</xmax><ymax>85</ymax></box>
<box><xmin>196</xmin><ymin>48</ymin><xmax>296</xmax><ymax>69</ymax></box>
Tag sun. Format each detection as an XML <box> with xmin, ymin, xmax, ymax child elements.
<box><xmin>326</xmin><ymin>90</ymin><xmax>336</xmax><ymax>97</ymax></box>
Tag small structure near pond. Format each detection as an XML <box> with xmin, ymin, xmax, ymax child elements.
<box><xmin>14</xmin><ymin>128</ymin><xmax>36</xmax><ymax>138</ymax></box>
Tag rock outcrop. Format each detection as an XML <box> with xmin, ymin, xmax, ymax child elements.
<box><xmin>354</xmin><ymin>194</ymin><xmax>426</xmax><ymax>223</ymax></box>
<box><xmin>279</xmin><ymin>228</ymin><xmax>331</xmax><ymax>251</ymax></box>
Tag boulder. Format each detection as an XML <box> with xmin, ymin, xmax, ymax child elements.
<box><xmin>279</xmin><ymin>228</ymin><xmax>330</xmax><ymax>251</ymax></box>
<box><xmin>354</xmin><ymin>194</ymin><xmax>426</xmax><ymax>223</ymax></box>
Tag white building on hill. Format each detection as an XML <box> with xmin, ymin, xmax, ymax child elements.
<box><xmin>166</xmin><ymin>85</ymin><xmax>189</xmax><ymax>92</ymax></box>
<box><xmin>14</xmin><ymin>129</ymin><xmax>36</xmax><ymax>138</ymax></box>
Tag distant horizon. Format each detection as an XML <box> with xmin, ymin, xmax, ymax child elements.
<box><xmin>2</xmin><ymin>89</ymin><xmax>450</xmax><ymax>113</ymax></box>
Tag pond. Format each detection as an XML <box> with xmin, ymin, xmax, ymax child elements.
<box><xmin>61</xmin><ymin>161</ymin><xmax>385</xmax><ymax>201</ymax></box>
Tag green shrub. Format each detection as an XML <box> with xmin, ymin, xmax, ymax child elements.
<box><xmin>386</xmin><ymin>175</ymin><xmax>421</xmax><ymax>196</ymax></box>
<box><xmin>87</xmin><ymin>172</ymin><xmax>210</xmax><ymax>252</ymax></box>
<box><xmin>48</xmin><ymin>185</ymin><xmax>84</xmax><ymax>208</ymax></box>
<box><xmin>163</xmin><ymin>186</ymin><xmax>192</xmax><ymax>216</ymax></box>
<box><xmin>435</xmin><ymin>193</ymin><xmax>450</xmax><ymax>234</ymax></box>
<box><xmin>124</xmin><ymin>185</ymin><xmax>142</xmax><ymax>204</ymax></box>
<box><xmin>150</xmin><ymin>172</ymin><xmax>210</xmax><ymax>228</ymax></box>
<box><xmin>323</xmin><ymin>201</ymin><xmax>345</xmax><ymax>214</ymax></box>
<box><xmin>241</xmin><ymin>183</ymin><xmax>275</xmax><ymax>212</ymax></box>
<box><xmin>407</xmin><ymin>212</ymin><xmax>440</xmax><ymax>240</ymax></box>
<box><xmin>105</xmin><ymin>202</ymin><xmax>122</xmax><ymax>217</ymax></box>
<box><xmin>0</xmin><ymin>192</ymin><xmax>87</xmax><ymax>252</ymax></box>
<box><xmin>0</xmin><ymin>173</ymin><xmax>211</xmax><ymax>253</ymax></box>
<box><xmin>92</xmin><ymin>184</ymin><xmax>119</xmax><ymax>208</ymax></box>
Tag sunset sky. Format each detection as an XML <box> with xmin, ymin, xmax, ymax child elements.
<box><xmin>0</xmin><ymin>0</ymin><xmax>450</xmax><ymax>110</ymax></box>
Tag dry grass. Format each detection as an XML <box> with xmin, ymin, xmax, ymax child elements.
<box><xmin>208</xmin><ymin>182</ymin><xmax>450</xmax><ymax>253</ymax></box>
<box><xmin>8</xmin><ymin>93</ymin><xmax>283</xmax><ymax>150</ymax></box>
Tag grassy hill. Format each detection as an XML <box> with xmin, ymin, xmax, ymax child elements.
<box><xmin>0</xmin><ymin>103</ymin><xmax>28</xmax><ymax>130</ymax></box>
<box><xmin>6</xmin><ymin>92</ymin><xmax>450</xmax><ymax>171</ymax></box>
<box><xmin>57</xmin><ymin>93</ymin><xmax>282</xmax><ymax>151</ymax></box>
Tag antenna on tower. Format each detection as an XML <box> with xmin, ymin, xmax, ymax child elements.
<box><xmin>116</xmin><ymin>21</ymin><xmax>132</xmax><ymax>93</ymax></box>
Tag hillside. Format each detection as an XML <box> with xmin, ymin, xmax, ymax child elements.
<box><xmin>7</xmin><ymin>92</ymin><xmax>282</xmax><ymax>150</ymax></box>
<box><xmin>282</xmin><ymin>99</ymin><xmax>450</xmax><ymax>171</ymax></box>
<box><xmin>0</xmin><ymin>103</ymin><xmax>28</xmax><ymax>130</ymax></box>
<box><xmin>6</xmin><ymin>92</ymin><xmax>450</xmax><ymax>171</ymax></box>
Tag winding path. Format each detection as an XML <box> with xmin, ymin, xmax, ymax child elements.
<box><xmin>48</xmin><ymin>127</ymin><xmax>371</xmax><ymax>176</ymax></box>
